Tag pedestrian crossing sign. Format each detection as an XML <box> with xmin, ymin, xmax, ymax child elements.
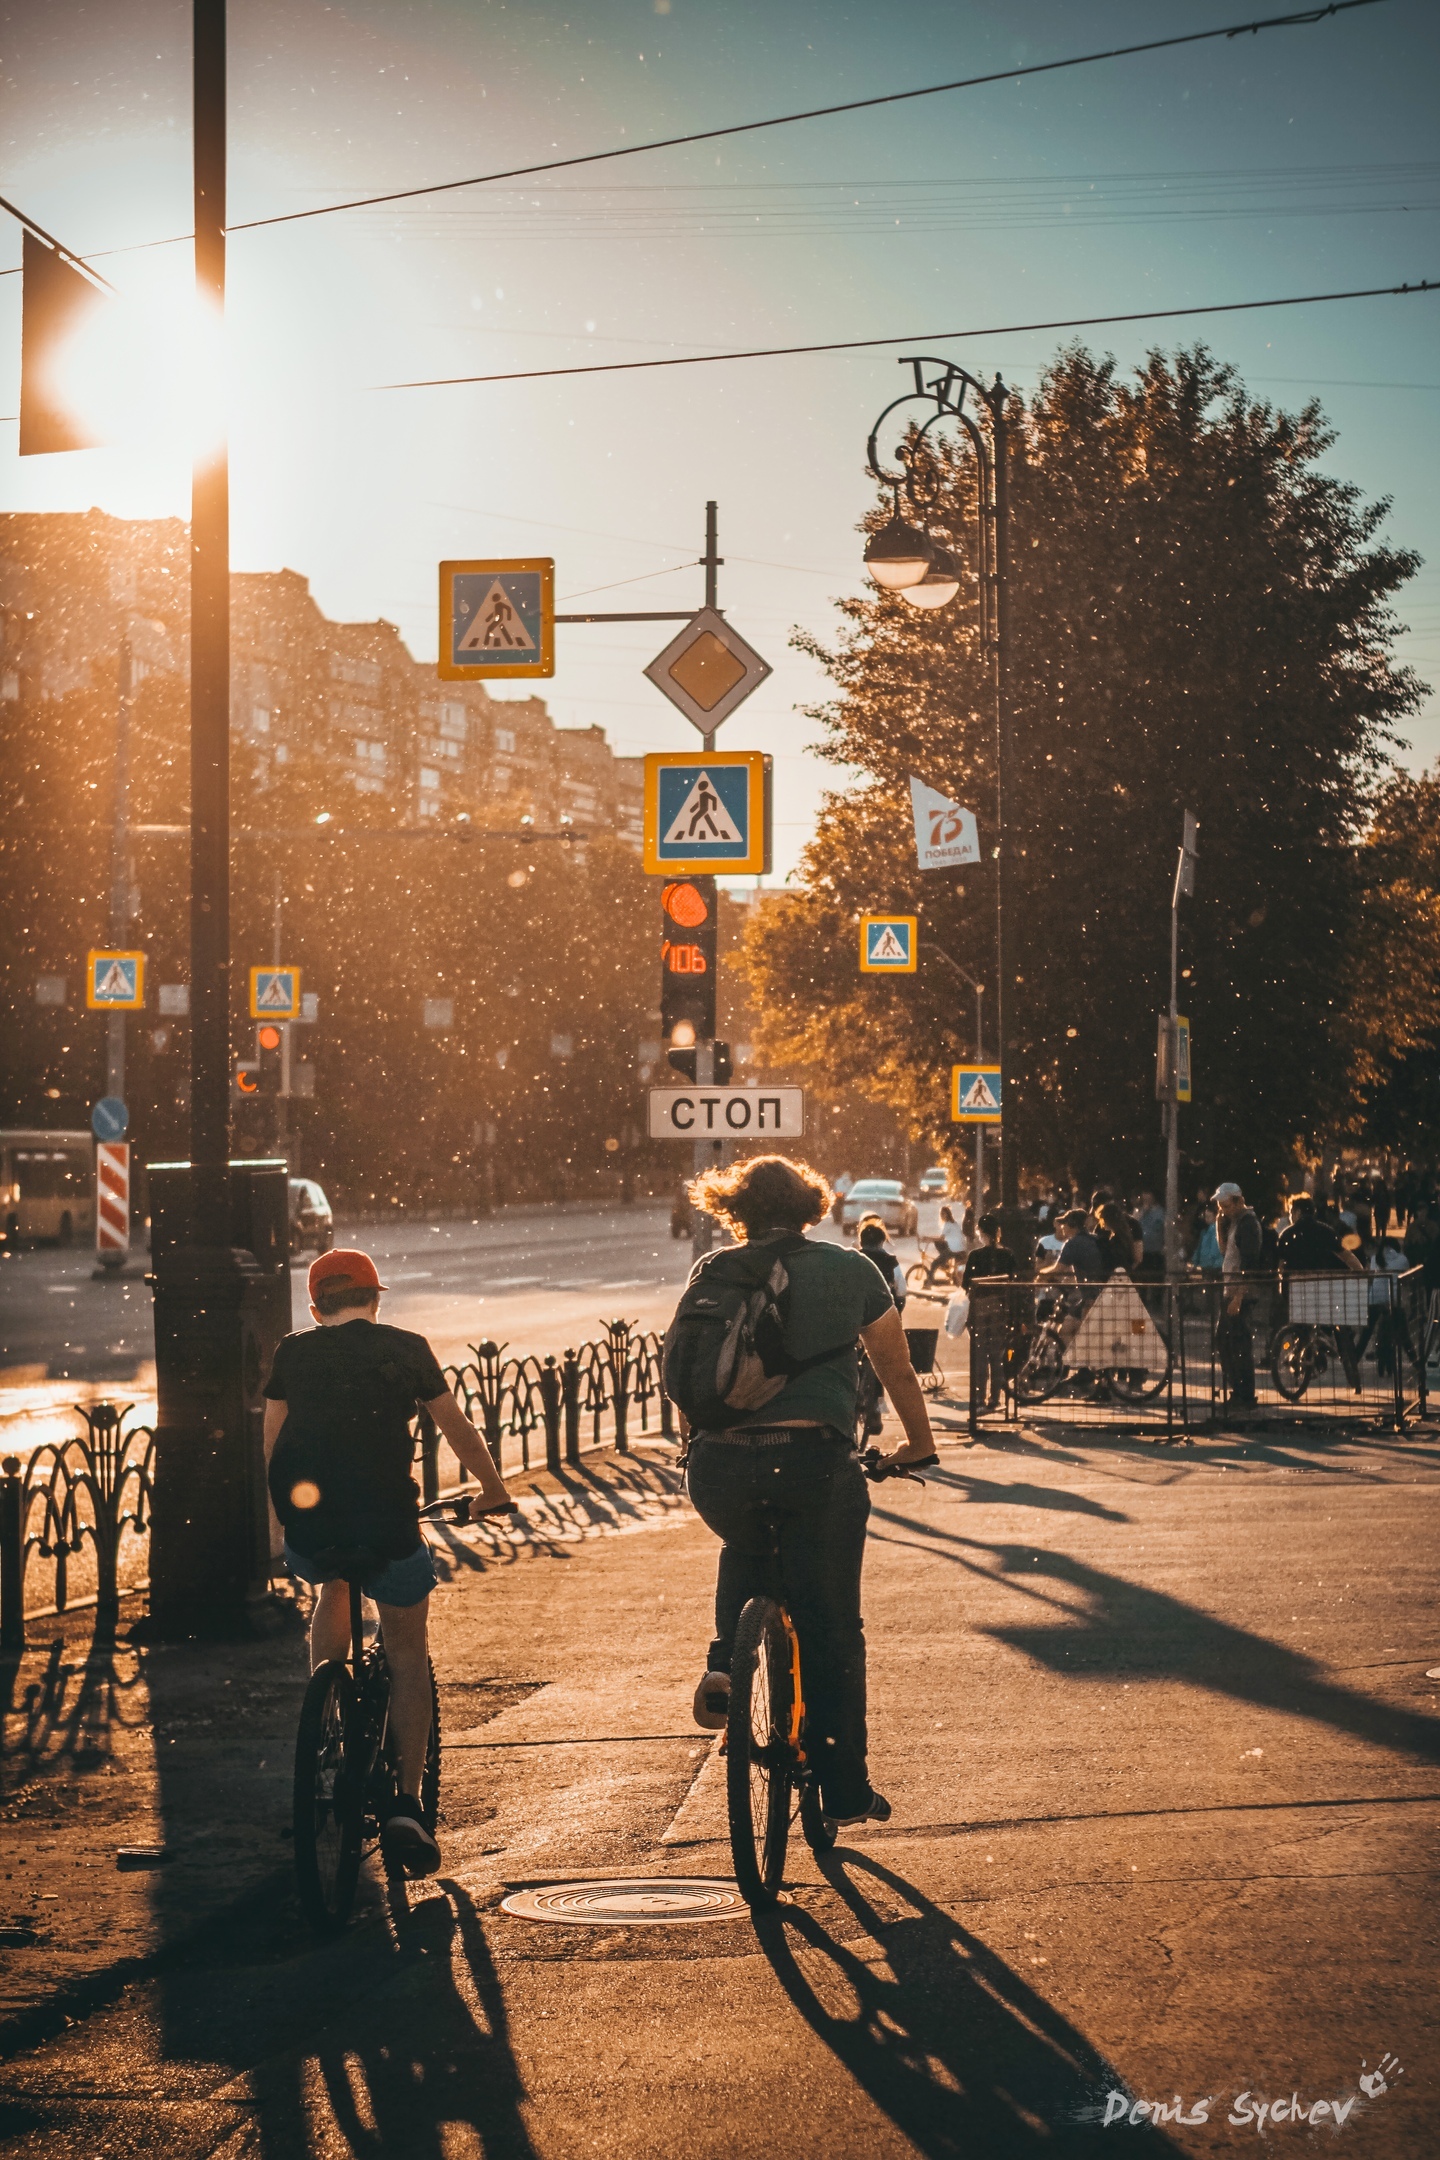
<box><xmin>860</xmin><ymin>916</ymin><xmax>917</xmax><ymax>973</ymax></box>
<box><xmin>86</xmin><ymin>951</ymin><xmax>145</xmax><ymax>1009</ymax></box>
<box><xmin>250</xmin><ymin>967</ymin><xmax>301</xmax><ymax>1021</ymax></box>
<box><xmin>951</xmin><ymin>1064</ymin><xmax>1002</xmax><ymax>1124</ymax></box>
<box><xmin>642</xmin><ymin>752</ymin><xmax>770</xmax><ymax>875</ymax></box>
<box><xmin>438</xmin><ymin>559</ymin><xmax>554</xmax><ymax>680</ymax></box>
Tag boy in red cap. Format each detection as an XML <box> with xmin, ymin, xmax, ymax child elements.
<box><xmin>264</xmin><ymin>1247</ymin><xmax>514</xmax><ymax>1876</ymax></box>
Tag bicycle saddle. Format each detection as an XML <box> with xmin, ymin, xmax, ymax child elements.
<box><xmin>311</xmin><ymin>1544</ymin><xmax>385</xmax><ymax>1582</ymax></box>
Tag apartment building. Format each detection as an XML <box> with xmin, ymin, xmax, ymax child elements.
<box><xmin>0</xmin><ymin>510</ymin><xmax>644</xmax><ymax>841</ymax></box>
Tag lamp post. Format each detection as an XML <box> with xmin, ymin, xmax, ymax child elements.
<box><xmin>861</xmin><ymin>358</ymin><xmax>1016</xmax><ymax>1209</ymax></box>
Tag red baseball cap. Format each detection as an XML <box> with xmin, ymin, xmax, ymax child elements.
<box><xmin>308</xmin><ymin>1247</ymin><xmax>386</xmax><ymax>1301</ymax></box>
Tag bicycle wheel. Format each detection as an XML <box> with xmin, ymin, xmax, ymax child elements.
<box><xmin>1014</xmin><ymin>1326</ymin><xmax>1067</xmax><ymax>1403</ymax></box>
<box><xmin>904</xmin><ymin>1261</ymin><xmax>930</xmax><ymax>1293</ymax></box>
<box><xmin>726</xmin><ymin>1597</ymin><xmax>793</xmax><ymax>1907</ymax></box>
<box><xmin>1270</xmin><ymin>1324</ymin><xmax>1313</xmax><ymax>1402</ymax></box>
<box><xmin>294</xmin><ymin>1660</ymin><xmax>363</xmax><ymax>1934</ymax></box>
<box><xmin>1106</xmin><ymin>1350</ymin><xmax>1172</xmax><ymax>1404</ymax></box>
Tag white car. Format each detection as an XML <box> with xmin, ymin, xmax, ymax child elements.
<box><xmin>840</xmin><ymin>1178</ymin><xmax>918</xmax><ymax>1238</ymax></box>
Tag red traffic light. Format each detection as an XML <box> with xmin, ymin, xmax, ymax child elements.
<box><xmin>662</xmin><ymin>881</ymin><xmax>710</xmax><ymax>928</ymax></box>
<box><xmin>257</xmin><ymin>1024</ymin><xmax>283</xmax><ymax>1051</ymax></box>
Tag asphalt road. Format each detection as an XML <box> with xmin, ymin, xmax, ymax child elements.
<box><xmin>2</xmin><ymin>1423</ymin><xmax>1436</xmax><ymax>2158</ymax></box>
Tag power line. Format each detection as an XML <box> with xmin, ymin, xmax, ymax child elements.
<box><xmin>0</xmin><ymin>191</ymin><xmax>115</xmax><ymax>292</ymax></box>
<box><xmin>375</xmin><ymin>279</ymin><xmax>1438</xmax><ymax>393</ymax></box>
<box><xmin>228</xmin><ymin>1</ymin><xmax>1385</xmax><ymax>233</ymax></box>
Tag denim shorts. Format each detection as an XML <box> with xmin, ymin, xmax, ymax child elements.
<box><xmin>283</xmin><ymin>1538</ymin><xmax>438</xmax><ymax>1608</ymax></box>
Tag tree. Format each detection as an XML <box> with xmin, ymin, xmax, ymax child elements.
<box><xmin>1348</xmin><ymin>765</ymin><xmax>1440</xmax><ymax>1156</ymax></box>
<box><xmin>736</xmin><ymin>345</ymin><xmax>1427</xmax><ymax>1203</ymax></box>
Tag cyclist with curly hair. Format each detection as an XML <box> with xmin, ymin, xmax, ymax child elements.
<box><xmin>674</xmin><ymin>1154</ymin><xmax>936</xmax><ymax>1829</ymax></box>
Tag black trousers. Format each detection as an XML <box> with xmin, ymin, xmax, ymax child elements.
<box><xmin>685</xmin><ymin>1431</ymin><xmax>872</xmax><ymax>1817</ymax></box>
<box><xmin>1218</xmin><ymin>1296</ymin><xmax>1257</xmax><ymax>1406</ymax></box>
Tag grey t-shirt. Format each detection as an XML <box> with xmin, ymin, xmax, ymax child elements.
<box><xmin>730</xmin><ymin>1235</ymin><xmax>896</xmax><ymax>1433</ymax></box>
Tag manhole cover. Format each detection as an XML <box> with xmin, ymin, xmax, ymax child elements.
<box><xmin>501</xmin><ymin>1878</ymin><xmax>747</xmax><ymax>1926</ymax></box>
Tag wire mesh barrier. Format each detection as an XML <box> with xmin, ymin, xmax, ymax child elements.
<box><xmin>1</xmin><ymin>1321</ymin><xmax>672</xmax><ymax>1647</ymax></box>
<box><xmin>425</xmin><ymin>1319</ymin><xmax>672</xmax><ymax>1493</ymax></box>
<box><xmin>1</xmin><ymin>1402</ymin><xmax>156</xmax><ymax>1650</ymax></box>
<box><xmin>966</xmin><ymin>1271</ymin><xmax>1432</xmax><ymax>1440</ymax></box>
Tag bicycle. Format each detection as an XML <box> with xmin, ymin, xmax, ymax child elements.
<box><xmin>723</xmin><ymin>1446</ymin><xmax>936</xmax><ymax>1909</ymax></box>
<box><xmin>1268</xmin><ymin>1318</ymin><xmax>1361</xmax><ymax>1401</ymax></box>
<box><xmin>291</xmin><ymin>1496</ymin><xmax>491</xmax><ymax>1934</ymax></box>
<box><xmin>1013</xmin><ymin>1282</ymin><xmax>1172</xmax><ymax>1406</ymax></box>
<box><xmin>904</xmin><ymin>1244</ymin><xmax>964</xmax><ymax>1295</ymax></box>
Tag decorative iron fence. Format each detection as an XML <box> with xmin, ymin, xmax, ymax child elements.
<box><xmin>1</xmin><ymin>1322</ymin><xmax>673</xmax><ymax>1647</ymax></box>
<box><xmin>1</xmin><ymin>1403</ymin><xmax>156</xmax><ymax>1650</ymax></box>
<box><xmin>967</xmin><ymin>1270</ymin><xmax>1432</xmax><ymax>1440</ymax></box>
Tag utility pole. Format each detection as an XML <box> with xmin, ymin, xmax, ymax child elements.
<box><xmin>146</xmin><ymin>0</ymin><xmax>290</xmax><ymax>1637</ymax></box>
<box><xmin>1162</xmin><ymin>811</ymin><xmax>1198</xmax><ymax>1274</ymax></box>
<box><xmin>96</xmin><ymin>628</ymin><xmax>134</xmax><ymax>1274</ymax></box>
<box><xmin>691</xmin><ymin>502</ymin><xmax>723</xmax><ymax>1261</ymax></box>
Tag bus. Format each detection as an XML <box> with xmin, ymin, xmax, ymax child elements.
<box><xmin>0</xmin><ymin>1130</ymin><xmax>96</xmax><ymax>1246</ymax></box>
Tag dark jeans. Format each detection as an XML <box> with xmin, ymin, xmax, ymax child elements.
<box><xmin>685</xmin><ymin>1431</ymin><xmax>872</xmax><ymax>1818</ymax></box>
<box><xmin>1218</xmin><ymin>1295</ymin><xmax>1257</xmax><ymax>1406</ymax></box>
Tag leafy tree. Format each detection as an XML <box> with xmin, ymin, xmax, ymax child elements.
<box><xmin>736</xmin><ymin>345</ymin><xmax>1427</xmax><ymax>1203</ymax></box>
<box><xmin>1348</xmin><ymin>765</ymin><xmax>1440</xmax><ymax>1154</ymax></box>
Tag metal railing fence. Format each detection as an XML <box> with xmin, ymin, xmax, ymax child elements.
<box><xmin>2</xmin><ymin>1320</ymin><xmax>672</xmax><ymax>1648</ymax></box>
<box><xmin>966</xmin><ymin>1270</ymin><xmax>1432</xmax><ymax>1440</ymax></box>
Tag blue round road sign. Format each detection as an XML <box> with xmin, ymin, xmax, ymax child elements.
<box><xmin>92</xmin><ymin>1096</ymin><xmax>128</xmax><ymax>1142</ymax></box>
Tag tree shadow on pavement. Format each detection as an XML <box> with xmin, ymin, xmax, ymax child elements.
<box><xmin>751</xmin><ymin>1849</ymin><xmax>1178</xmax><ymax>2157</ymax></box>
<box><xmin>869</xmin><ymin>1518</ymin><xmax>1440</xmax><ymax>1764</ymax></box>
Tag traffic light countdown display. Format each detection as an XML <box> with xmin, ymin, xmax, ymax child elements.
<box><xmin>660</xmin><ymin>879</ymin><xmax>731</xmax><ymax>1081</ymax></box>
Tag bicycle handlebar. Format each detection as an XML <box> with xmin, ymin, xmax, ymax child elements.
<box><xmin>860</xmin><ymin>1446</ymin><xmax>938</xmax><ymax>1485</ymax></box>
<box><xmin>418</xmin><ymin>1494</ymin><xmax>522</xmax><ymax>1523</ymax></box>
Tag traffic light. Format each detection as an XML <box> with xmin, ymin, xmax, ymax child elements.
<box><xmin>19</xmin><ymin>230</ymin><xmax>110</xmax><ymax>456</ymax></box>
<box><xmin>661</xmin><ymin>878</ymin><xmax>715</xmax><ymax>1076</ymax></box>
<box><xmin>255</xmin><ymin>1023</ymin><xmax>284</xmax><ymax>1096</ymax></box>
<box><xmin>232</xmin><ymin>1060</ymin><xmax>259</xmax><ymax>1101</ymax></box>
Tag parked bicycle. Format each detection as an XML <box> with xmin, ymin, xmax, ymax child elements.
<box><xmin>1268</xmin><ymin>1319</ymin><xmax>1361</xmax><ymax>1402</ymax></box>
<box><xmin>292</xmin><ymin>1497</ymin><xmax>466</xmax><ymax>1934</ymax></box>
<box><xmin>1013</xmin><ymin>1284</ymin><xmax>1172</xmax><ymax>1406</ymax></box>
<box><xmin>722</xmin><ymin>1446</ymin><xmax>935</xmax><ymax>1908</ymax></box>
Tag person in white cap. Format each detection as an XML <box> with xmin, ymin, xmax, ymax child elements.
<box><xmin>1213</xmin><ymin>1183</ymin><xmax>1263</xmax><ymax>1409</ymax></box>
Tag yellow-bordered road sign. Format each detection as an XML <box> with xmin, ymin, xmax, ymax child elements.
<box><xmin>859</xmin><ymin>916</ymin><xmax>917</xmax><ymax>972</ymax></box>
<box><xmin>250</xmin><ymin>967</ymin><xmax>301</xmax><ymax>1021</ymax></box>
<box><xmin>439</xmin><ymin>559</ymin><xmax>554</xmax><ymax>681</ymax></box>
<box><xmin>86</xmin><ymin>950</ymin><xmax>145</xmax><ymax>1009</ymax></box>
<box><xmin>642</xmin><ymin>752</ymin><xmax>770</xmax><ymax>876</ymax></box>
<box><xmin>1176</xmin><ymin>1015</ymin><xmax>1192</xmax><ymax>1103</ymax></box>
<box><xmin>643</xmin><ymin>607</ymin><xmax>771</xmax><ymax>734</ymax></box>
<box><xmin>951</xmin><ymin>1065</ymin><xmax>1002</xmax><ymax>1124</ymax></box>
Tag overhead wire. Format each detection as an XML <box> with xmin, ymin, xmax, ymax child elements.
<box><xmin>375</xmin><ymin>279</ymin><xmax>1439</xmax><ymax>392</ymax></box>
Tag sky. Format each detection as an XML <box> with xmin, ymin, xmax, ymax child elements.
<box><xmin>1</xmin><ymin>0</ymin><xmax>1437</xmax><ymax>880</ymax></box>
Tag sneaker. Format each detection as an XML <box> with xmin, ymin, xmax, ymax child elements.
<box><xmin>693</xmin><ymin>1671</ymin><xmax>730</xmax><ymax>1730</ymax></box>
<box><xmin>823</xmin><ymin>1789</ymin><xmax>893</xmax><ymax>1832</ymax></box>
<box><xmin>381</xmin><ymin>1794</ymin><xmax>441</xmax><ymax>1878</ymax></box>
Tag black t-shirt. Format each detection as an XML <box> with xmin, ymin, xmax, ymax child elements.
<box><xmin>1058</xmin><ymin>1231</ymin><xmax>1106</xmax><ymax>1280</ymax></box>
<box><xmin>1277</xmin><ymin>1219</ymin><xmax>1345</xmax><ymax>1274</ymax></box>
<box><xmin>961</xmin><ymin>1244</ymin><xmax>1018</xmax><ymax>1290</ymax></box>
<box><xmin>265</xmin><ymin>1320</ymin><xmax>448</xmax><ymax>1559</ymax></box>
<box><xmin>1094</xmin><ymin>1228</ymin><xmax>1134</xmax><ymax>1277</ymax></box>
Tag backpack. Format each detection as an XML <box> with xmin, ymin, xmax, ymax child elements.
<box><xmin>661</xmin><ymin>1234</ymin><xmax>856</xmax><ymax>1431</ymax></box>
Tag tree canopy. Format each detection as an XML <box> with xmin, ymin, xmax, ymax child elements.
<box><xmin>735</xmin><ymin>344</ymin><xmax>1428</xmax><ymax>1202</ymax></box>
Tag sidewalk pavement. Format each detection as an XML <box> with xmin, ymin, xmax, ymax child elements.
<box><xmin>1</xmin><ymin>1419</ymin><xmax>1437</xmax><ymax>2159</ymax></box>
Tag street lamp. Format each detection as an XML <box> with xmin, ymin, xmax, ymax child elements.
<box><xmin>861</xmin><ymin>357</ymin><xmax>1017</xmax><ymax>1211</ymax></box>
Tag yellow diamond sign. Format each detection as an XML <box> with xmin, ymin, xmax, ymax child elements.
<box><xmin>643</xmin><ymin>607</ymin><xmax>771</xmax><ymax>735</ymax></box>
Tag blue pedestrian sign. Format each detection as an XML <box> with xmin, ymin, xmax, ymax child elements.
<box><xmin>438</xmin><ymin>558</ymin><xmax>554</xmax><ymax>681</ymax></box>
<box><xmin>86</xmin><ymin>950</ymin><xmax>145</xmax><ymax>1009</ymax></box>
<box><xmin>91</xmin><ymin>1096</ymin><xmax>128</xmax><ymax>1141</ymax></box>
<box><xmin>951</xmin><ymin>1065</ymin><xmax>1002</xmax><ymax>1125</ymax></box>
<box><xmin>250</xmin><ymin>966</ymin><xmax>301</xmax><ymax>1020</ymax></box>
<box><xmin>859</xmin><ymin>916</ymin><xmax>917</xmax><ymax>973</ymax></box>
<box><xmin>642</xmin><ymin>752</ymin><xmax>770</xmax><ymax>875</ymax></box>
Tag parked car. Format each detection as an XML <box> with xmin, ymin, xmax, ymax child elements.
<box><xmin>288</xmin><ymin>1178</ymin><xmax>333</xmax><ymax>1257</ymax></box>
<box><xmin>917</xmin><ymin>1165</ymin><xmax>951</xmax><ymax>1199</ymax></box>
<box><xmin>840</xmin><ymin>1178</ymin><xmax>918</xmax><ymax>1239</ymax></box>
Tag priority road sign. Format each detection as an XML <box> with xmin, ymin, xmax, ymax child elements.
<box><xmin>643</xmin><ymin>607</ymin><xmax>771</xmax><ymax>734</ymax></box>
<box><xmin>860</xmin><ymin>916</ymin><xmax>917</xmax><ymax>972</ymax></box>
<box><xmin>951</xmin><ymin>1065</ymin><xmax>1002</xmax><ymax>1124</ymax></box>
<box><xmin>438</xmin><ymin>559</ymin><xmax>555</xmax><ymax>681</ymax></box>
<box><xmin>250</xmin><ymin>967</ymin><xmax>301</xmax><ymax>1020</ymax></box>
<box><xmin>647</xmin><ymin>1086</ymin><xmax>804</xmax><ymax>1140</ymax></box>
<box><xmin>86</xmin><ymin>951</ymin><xmax>145</xmax><ymax>1009</ymax></box>
<box><xmin>642</xmin><ymin>752</ymin><xmax>770</xmax><ymax>876</ymax></box>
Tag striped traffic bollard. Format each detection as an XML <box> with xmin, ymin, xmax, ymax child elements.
<box><xmin>96</xmin><ymin>1141</ymin><xmax>130</xmax><ymax>1267</ymax></box>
